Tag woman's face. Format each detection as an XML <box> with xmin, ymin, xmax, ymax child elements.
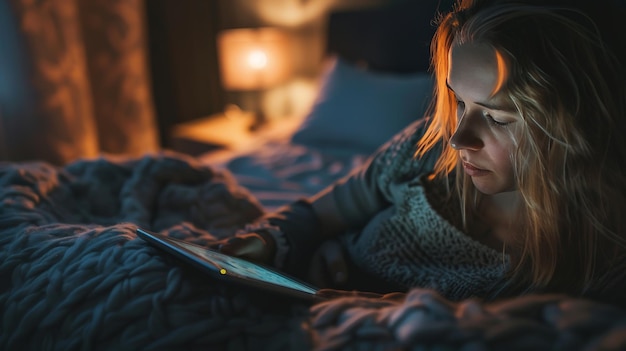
<box><xmin>447</xmin><ymin>41</ymin><xmax>522</xmax><ymax>195</ymax></box>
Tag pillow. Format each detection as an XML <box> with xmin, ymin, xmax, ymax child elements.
<box><xmin>290</xmin><ymin>57</ymin><xmax>434</xmax><ymax>154</ymax></box>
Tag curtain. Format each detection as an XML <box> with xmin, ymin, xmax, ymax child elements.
<box><xmin>0</xmin><ymin>0</ymin><xmax>159</xmax><ymax>165</ymax></box>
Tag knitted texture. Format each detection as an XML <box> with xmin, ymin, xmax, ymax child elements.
<box><xmin>2</xmin><ymin>147</ymin><xmax>626</xmax><ymax>350</ymax></box>
<box><xmin>0</xmin><ymin>152</ymin><xmax>311</xmax><ymax>351</ymax></box>
<box><xmin>372</xmin><ymin>118</ymin><xmax>440</xmax><ymax>197</ymax></box>
<box><xmin>304</xmin><ymin>288</ymin><xmax>626</xmax><ymax>351</ymax></box>
<box><xmin>344</xmin><ymin>181</ymin><xmax>508</xmax><ymax>300</ymax></box>
<box><xmin>341</xmin><ymin>119</ymin><xmax>508</xmax><ymax>300</ymax></box>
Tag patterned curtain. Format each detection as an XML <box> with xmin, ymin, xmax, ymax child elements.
<box><xmin>0</xmin><ymin>0</ymin><xmax>159</xmax><ymax>165</ymax></box>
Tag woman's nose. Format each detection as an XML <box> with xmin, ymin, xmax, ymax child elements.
<box><xmin>450</xmin><ymin>112</ymin><xmax>483</xmax><ymax>151</ymax></box>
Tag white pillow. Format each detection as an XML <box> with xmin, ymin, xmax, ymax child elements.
<box><xmin>290</xmin><ymin>57</ymin><xmax>434</xmax><ymax>154</ymax></box>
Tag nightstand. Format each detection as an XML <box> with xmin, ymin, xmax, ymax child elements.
<box><xmin>169</xmin><ymin>109</ymin><xmax>302</xmax><ymax>156</ymax></box>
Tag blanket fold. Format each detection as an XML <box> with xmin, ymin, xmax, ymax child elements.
<box><xmin>2</xmin><ymin>152</ymin><xmax>626</xmax><ymax>351</ymax></box>
<box><xmin>0</xmin><ymin>153</ymin><xmax>310</xmax><ymax>351</ymax></box>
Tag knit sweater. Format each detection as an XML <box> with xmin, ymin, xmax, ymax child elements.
<box><xmin>244</xmin><ymin>118</ymin><xmax>626</xmax><ymax>306</ymax></box>
<box><xmin>253</xmin><ymin>118</ymin><xmax>510</xmax><ymax>301</ymax></box>
<box><xmin>336</xmin><ymin>119</ymin><xmax>509</xmax><ymax>300</ymax></box>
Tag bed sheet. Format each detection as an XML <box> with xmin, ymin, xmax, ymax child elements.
<box><xmin>200</xmin><ymin>140</ymin><xmax>369</xmax><ymax>212</ymax></box>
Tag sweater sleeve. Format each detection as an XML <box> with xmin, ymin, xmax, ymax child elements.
<box><xmin>310</xmin><ymin>117</ymin><xmax>440</xmax><ymax>234</ymax></box>
<box><xmin>252</xmin><ymin>117</ymin><xmax>441</xmax><ymax>276</ymax></box>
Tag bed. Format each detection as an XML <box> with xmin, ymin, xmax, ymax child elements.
<box><xmin>2</xmin><ymin>2</ymin><xmax>626</xmax><ymax>350</ymax></box>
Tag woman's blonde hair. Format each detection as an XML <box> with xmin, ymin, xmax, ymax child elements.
<box><xmin>417</xmin><ymin>0</ymin><xmax>626</xmax><ymax>295</ymax></box>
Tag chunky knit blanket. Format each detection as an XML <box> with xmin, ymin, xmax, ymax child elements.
<box><xmin>2</xmin><ymin>152</ymin><xmax>626</xmax><ymax>350</ymax></box>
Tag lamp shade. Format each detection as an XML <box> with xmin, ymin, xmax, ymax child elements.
<box><xmin>217</xmin><ymin>27</ymin><xmax>292</xmax><ymax>91</ymax></box>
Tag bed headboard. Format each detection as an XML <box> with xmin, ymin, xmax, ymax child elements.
<box><xmin>325</xmin><ymin>0</ymin><xmax>626</xmax><ymax>75</ymax></box>
<box><xmin>325</xmin><ymin>1</ymin><xmax>454</xmax><ymax>74</ymax></box>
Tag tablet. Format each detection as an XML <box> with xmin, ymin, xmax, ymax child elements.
<box><xmin>136</xmin><ymin>228</ymin><xmax>322</xmax><ymax>302</ymax></box>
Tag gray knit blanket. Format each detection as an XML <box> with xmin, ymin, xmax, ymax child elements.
<box><xmin>2</xmin><ymin>152</ymin><xmax>626</xmax><ymax>350</ymax></box>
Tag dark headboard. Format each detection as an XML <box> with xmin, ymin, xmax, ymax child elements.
<box><xmin>326</xmin><ymin>1</ymin><xmax>454</xmax><ymax>74</ymax></box>
<box><xmin>326</xmin><ymin>0</ymin><xmax>626</xmax><ymax>75</ymax></box>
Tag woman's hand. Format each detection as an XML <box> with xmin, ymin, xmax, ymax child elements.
<box><xmin>212</xmin><ymin>231</ymin><xmax>276</xmax><ymax>265</ymax></box>
<box><xmin>308</xmin><ymin>239</ymin><xmax>350</xmax><ymax>288</ymax></box>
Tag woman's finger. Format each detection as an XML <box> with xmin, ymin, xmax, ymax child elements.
<box><xmin>321</xmin><ymin>240</ymin><xmax>349</xmax><ymax>285</ymax></box>
<box><xmin>308</xmin><ymin>239</ymin><xmax>349</xmax><ymax>287</ymax></box>
<box><xmin>218</xmin><ymin>234</ymin><xmax>271</xmax><ymax>263</ymax></box>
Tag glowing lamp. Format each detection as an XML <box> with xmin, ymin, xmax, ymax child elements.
<box><xmin>217</xmin><ymin>27</ymin><xmax>292</xmax><ymax>91</ymax></box>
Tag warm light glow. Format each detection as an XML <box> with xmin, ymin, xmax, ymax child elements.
<box><xmin>248</xmin><ymin>50</ymin><xmax>268</xmax><ymax>69</ymax></box>
<box><xmin>255</xmin><ymin>0</ymin><xmax>333</xmax><ymax>26</ymax></box>
<box><xmin>218</xmin><ymin>28</ymin><xmax>292</xmax><ymax>91</ymax></box>
<box><xmin>492</xmin><ymin>49</ymin><xmax>509</xmax><ymax>96</ymax></box>
<box><xmin>253</xmin><ymin>0</ymin><xmax>383</xmax><ymax>27</ymax></box>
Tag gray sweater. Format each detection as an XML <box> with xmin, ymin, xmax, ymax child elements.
<box><xmin>332</xmin><ymin>118</ymin><xmax>509</xmax><ymax>300</ymax></box>
<box><xmin>248</xmin><ymin>118</ymin><xmax>510</xmax><ymax>301</ymax></box>
<box><xmin>246</xmin><ymin>118</ymin><xmax>626</xmax><ymax>305</ymax></box>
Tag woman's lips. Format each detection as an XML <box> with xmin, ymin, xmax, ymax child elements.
<box><xmin>462</xmin><ymin>161</ymin><xmax>490</xmax><ymax>177</ymax></box>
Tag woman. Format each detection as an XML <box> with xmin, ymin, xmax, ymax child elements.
<box><xmin>216</xmin><ymin>0</ymin><xmax>626</xmax><ymax>305</ymax></box>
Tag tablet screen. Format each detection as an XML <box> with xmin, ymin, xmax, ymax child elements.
<box><xmin>179</xmin><ymin>240</ymin><xmax>317</xmax><ymax>294</ymax></box>
<box><xmin>136</xmin><ymin>228</ymin><xmax>319</xmax><ymax>299</ymax></box>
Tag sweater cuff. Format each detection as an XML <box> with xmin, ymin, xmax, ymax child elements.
<box><xmin>239</xmin><ymin>220</ymin><xmax>289</xmax><ymax>269</ymax></box>
<box><xmin>238</xmin><ymin>199</ymin><xmax>323</xmax><ymax>278</ymax></box>
<box><xmin>264</xmin><ymin>199</ymin><xmax>324</xmax><ymax>278</ymax></box>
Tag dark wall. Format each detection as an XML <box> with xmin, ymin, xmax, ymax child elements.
<box><xmin>145</xmin><ymin>0</ymin><xmax>225</xmax><ymax>147</ymax></box>
<box><xmin>143</xmin><ymin>0</ymin><xmax>435</xmax><ymax>147</ymax></box>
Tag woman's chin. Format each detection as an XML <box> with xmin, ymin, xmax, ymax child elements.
<box><xmin>470</xmin><ymin>177</ymin><xmax>511</xmax><ymax>195</ymax></box>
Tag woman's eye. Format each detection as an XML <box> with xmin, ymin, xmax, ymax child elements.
<box><xmin>483</xmin><ymin>111</ymin><xmax>510</xmax><ymax>127</ymax></box>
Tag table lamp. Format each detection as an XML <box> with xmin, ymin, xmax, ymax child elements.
<box><xmin>217</xmin><ymin>27</ymin><xmax>292</xmax><ymax>130</ymax></box>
